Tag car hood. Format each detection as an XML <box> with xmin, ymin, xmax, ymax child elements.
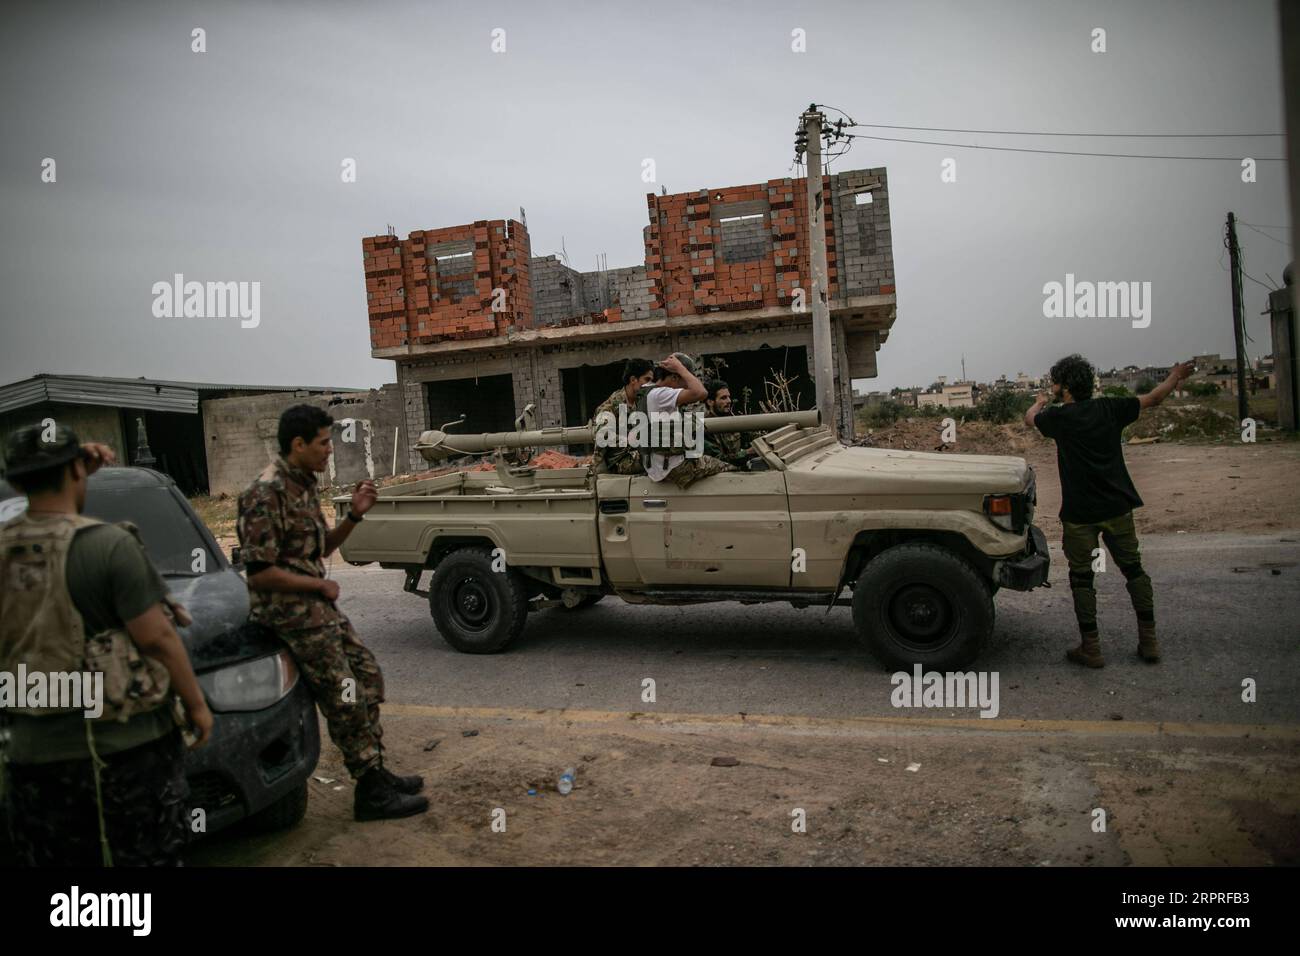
<box><xmin>784</xmin><ymin>444</ymin><xmax>1030</xmax><ymax>496</ymax></box>
<box><xmin>162</xmin><ymin>568</ymin><xmax>281</xmax><ymax>672</ymax></box>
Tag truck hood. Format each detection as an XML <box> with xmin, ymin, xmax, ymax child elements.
<box><xmin>161</xmin><ymin>568</ymin><xmax>282</xmax><ymax>672</ymax></box>
<box><xmin>786</xmin><ymin>445</ymin><xmax>1030</xmax><ymax>496</ymax></box>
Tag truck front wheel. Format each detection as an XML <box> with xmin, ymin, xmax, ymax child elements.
<box><xmin>851</xmin><ymin>543</ymin><xmax>994</xmax><ymax>670</ymax></box>
<box><xmin>429</xmin><ymin>547</ymin><xmax>530</xmax><ymax>653</ymax></box>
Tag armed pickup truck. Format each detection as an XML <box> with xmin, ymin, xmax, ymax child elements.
<box><xmin>335</xmin><ymin>409</ymin><xmax>1049</xmax><ymax>669</ymax></box>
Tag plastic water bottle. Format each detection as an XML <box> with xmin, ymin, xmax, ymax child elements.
<box><xmin>558</xmin><ymin>768</ymin><xmax>575</xmax><ymax>795</ymax></box>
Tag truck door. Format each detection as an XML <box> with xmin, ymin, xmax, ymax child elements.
<box><xmin>623</xmin><ymin>469</ymin><xmax>792</xmax><ymax>587</ymax></box>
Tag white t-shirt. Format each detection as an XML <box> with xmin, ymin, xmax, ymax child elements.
<box><xmin>643</xmin><ymin>386</ymin><xmax>684</xmax><ymax>482</ymax></box>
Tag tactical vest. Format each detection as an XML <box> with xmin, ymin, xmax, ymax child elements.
<box><xmin>0</xmin><ymin>512</ymin><xmax>171</xmax><ymax>722</ymax></box>
<box><xmin>633</xmin><ymin>384</ymin><xmax>705</xmax><ymax>472</ymax></box>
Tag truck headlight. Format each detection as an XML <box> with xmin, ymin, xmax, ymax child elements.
<box><xmin>198</xmin><ymin>650</ymin><xmax>299</xmax><ymax>712</ymax></box>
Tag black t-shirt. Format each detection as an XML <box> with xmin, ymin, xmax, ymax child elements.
<box><xmin>1033</xmin><ymin>396</ymin><xmax>1144</xmax><ymax>524</ymax></box>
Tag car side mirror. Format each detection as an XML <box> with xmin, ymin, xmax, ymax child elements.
<box><xmin>229</xmin><ymin>546</ymin><xmax>244</xmax><ymax>570</ymax></box>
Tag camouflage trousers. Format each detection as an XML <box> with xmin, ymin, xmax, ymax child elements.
<box><xmin>279</xmin><ymin>616</ymin><xmax>385</xmax><ymax>778</ymax></box>
<box><xmin>602</xmin><ymin>450</ymin><xmax>645</xmax><ymax>476</ymax></box>
<box><xmin>4</xmin><ymin>728</ymin><xmax>189</xmax><ymax>866</ymax></box>
<box><xmin>663</xmin><ymin>454</ymin><xmax>737</xmax><ymax>490</ymax></box>
<box><xmin>1061</xmin><ymin>511</ymin><xmax>1155</xmax><ymax>636</ymax></box>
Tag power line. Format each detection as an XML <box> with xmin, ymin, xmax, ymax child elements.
<box><xmin>842</xmin><ymin>132</ymin><xmax>1284</xmax><ymax>161</ymax></box>
<box><xmin>1238</xmin><ymin>221</ymin><xmax>1291</xmax><ymax>232</ymax></box>
<box><xmin>847</xmin><ymin>122</ymin><xmax>1282</xmax><ymax>138</ymax></box>
<box><xmin>1239</xmin><ymin>222</ymin><xmax>1290</xmax><ymax>247</ymax></box>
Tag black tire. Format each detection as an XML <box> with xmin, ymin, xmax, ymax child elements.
<box><xmin>557</xmin><ymin>594</ymin><xmax>604</xmax><ymax>610</ymax></box>
<box><xmin>245</xmin><ymin>780</ymin><xmax>308</xmax><ymax>833</ymax></box>
<box><xmin>429</xmin><ymin>547</ymin><xmax>530</xmax><ymax>653</ymax></box>
<box><xmin>851</xmin><ymin>543</ymin><xmax>994</xmax><ymax>670</ymax></box>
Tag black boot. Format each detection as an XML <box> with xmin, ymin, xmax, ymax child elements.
<box><xmin>354</xmin><ymin>767</ymin><xmax>429</xmax><ymax>821</ymax></box>
<box><xmin>379</xmin><ymin>763</ymin><xmax>424</xmax><ymax>795</ymax></box>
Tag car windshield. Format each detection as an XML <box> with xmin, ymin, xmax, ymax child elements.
<box><xmin>84</xmin><ymin>484</ymin><xmax>216</xmax><ymax>577</ymax></box>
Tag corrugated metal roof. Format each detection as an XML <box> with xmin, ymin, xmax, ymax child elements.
<box><xmin>0</xmin><ymin>374</ymin><xmax>367</xmax><ymax>416</ymax></box>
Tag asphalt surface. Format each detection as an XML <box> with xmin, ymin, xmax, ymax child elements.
<box><xmin>325</xmin><ymin>530</ymin><xmax>1300</xmax><ymax>727</ymax></box>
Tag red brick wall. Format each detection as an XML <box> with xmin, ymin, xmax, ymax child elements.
<box><xmin>363</xmin><ymin>219</ymin><xmax>533</xmax><ymax>350</ymax></box>
<box><xmin>645</xmin><ymin>175</ymin><xmax>838</xmax><ymax>318</ymax></box>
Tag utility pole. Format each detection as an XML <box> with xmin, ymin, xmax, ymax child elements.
<box><xmin>1226</xmin><ymin>212</ymin><xmax>1250</xmax><ymax>422</ymax></box>
<box><xmin>800</xmin><ymin>105</ymin><xmax>836</xmax><ymax>431</ymax></box>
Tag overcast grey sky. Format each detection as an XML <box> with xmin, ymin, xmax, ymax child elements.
<box><xmin>0</xmin><ymin>0</ymin><xmax>1292</xmax><ymax>393</ymax></box>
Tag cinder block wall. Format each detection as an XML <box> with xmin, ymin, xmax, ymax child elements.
<box><xmin>363</xmin><ymin>219</ymin><xmax>533</xmax><ymax>350</ymax></box>
<box><xmin>202</xmin><ymin>386</ymin><xmax>405</xmax><ymax>494</ymax></box>
<box><xmin>829</xmin><ymin>168</ymin><xmax>895</xmax><ymax>298</ymax></box>
<box><xmin>645</xmin><ymin>168</ymin><xmax>895</xmax><ymax>317</ymax></box>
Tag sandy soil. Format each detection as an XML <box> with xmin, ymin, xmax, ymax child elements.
<box><xmin>187</xmin><ymin>708</ymin><xmax>1300</xmax><ymax>867</ymax></box>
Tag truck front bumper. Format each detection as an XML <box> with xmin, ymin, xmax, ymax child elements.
<box><xmin>996</xmin><ymin>524</ymin><xmax>1050</xmax><ymax>591</ymax></box>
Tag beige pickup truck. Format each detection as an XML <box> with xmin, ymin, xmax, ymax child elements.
<box><xmin>335</xmin><ymin>410</ymin><xmax>1048</xmax><ymax>670</ymax></box>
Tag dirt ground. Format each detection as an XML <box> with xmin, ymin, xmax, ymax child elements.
<box><xmin>856</xmin><ymin>419</ymin><xmax>1300</xmax><ymax>542</ymax></box>
<box><xmin>188</xmin><ymin>708</ymin><xmax>1300</xmax><ymax>867</ymax></box>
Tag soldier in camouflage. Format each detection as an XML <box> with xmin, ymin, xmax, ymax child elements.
<box><xmin>703</xmin><ymin>379</ymin><xmax>759</xmax><ymax>469</ymax></box>
<box><xmin>236</xmin><ymin>405</ymin><xmax>427</xmax><ymax>822</ymax></box>
<box><xmin>589</xmin><ymin>357</ymin><xmax>653</xmax><ymax>475</ymax></box>
<box><xmin>1</xmin><ymin>425</ymin><xmax>212</xmax><ymax>866</ymax></box>
<box><xmin>636</xmin><ymin>354</ymin><xmax>736</xmax><ymax>490</ymax></box>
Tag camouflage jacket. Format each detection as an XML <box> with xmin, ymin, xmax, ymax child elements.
<box><xmin>236</xmin><ymin>457</ymin><xmax>339</xmax><ymax>631</ymax></box>
<box><xmin>590</xmin><ymin>386</ymin><xmax>637</xmax><ymax>468</ymax></box>
<box><xmin>704</xmin><ymin>412</ymin><xmax>755</xmax><ymax>466</ymax></box>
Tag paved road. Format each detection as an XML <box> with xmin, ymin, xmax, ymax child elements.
<box><xmin>326</xmin><ymin>530</ymin><xmax>1300</xmax><ymax>726</ymax></box>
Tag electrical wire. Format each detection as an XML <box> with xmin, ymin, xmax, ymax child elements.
<box><xmin>1239</xmin><ymin>222</ymin><xmax>1290</xmax><ymax>247</ymax></box>
<box><xmin>845</xmin><ymin>122</ymin><xmax>1281</xmax><ymax>138</ymax></box>
<box><xmin>840</xmin><ymin>131</ymin><xmax>1283</xmax><ymax>161</ymax></box>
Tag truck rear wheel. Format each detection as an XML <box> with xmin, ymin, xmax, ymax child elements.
<box><xmin>429</xmin><ymin>547</ymin><xmax>529</xmax><ymax>653</ymax></box>
<box><xmin>851</xmin><ymin>543</ymin><xmax>994</xmax><ymax>670</ymax></box>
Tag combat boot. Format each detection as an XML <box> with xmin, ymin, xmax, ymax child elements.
<box><xmin>1137</xmin><ymin>622</ymin><xmax>1161</xmax><ymax>662</ymax></box>
<box><xmin>354</xmin><ymin>767</ymin><xmax>429</xmax><ymax>821</ymax></box>
<box><xmin>378</xmin><ymin>762</ymin><xmax>424</xmax><ymax>795</ymax></box>
<box><xmin>1066</xmin><ymin>630</ymin><xmax>1105</xmax><ymax>668</ymax></box>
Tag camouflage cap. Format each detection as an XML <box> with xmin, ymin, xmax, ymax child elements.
<box><xmin>668</xmin><ymin>352</ymin><xmax>699</xmax><ymax>377</ymax></box>
<box><xmin>3</xmin><ymin>423</ymin><xmax>84</xmax><ymax>478</ymax></box>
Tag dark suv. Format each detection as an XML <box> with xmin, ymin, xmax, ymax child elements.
<box><xmin>0</xmin><ymin>467</ymin><xmax>320</xmax><ymax>838</ymax></box>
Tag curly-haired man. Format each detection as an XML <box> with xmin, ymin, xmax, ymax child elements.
<box><xmin>1025</xmin><ymin>354</ymin><xmax>1194</xmax><ymax>667</ymax></box>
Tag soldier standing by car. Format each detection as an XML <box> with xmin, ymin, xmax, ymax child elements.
<box><xmin>0</xmin><ymin>424</ymin><xmax>212</xmax><ymax>866</ymax></box>
<box><xmin>1026</xmin><ymin>354</ymin><xmax>1195</xmax><ymax>668</ymax></box>
<box><xmin>589</xmin><ymin>357</ymin><xmax>654</xmax><ymax>475</ymax></box>
<box><xmin>703</xmin><ymin>379</ymin><xmax>758</xmax><ymax>469</ymax></box>
<box><xmin>236</xmin><ymin>404</ymin><xmax>427</xmax><ymax>821</ymax></box>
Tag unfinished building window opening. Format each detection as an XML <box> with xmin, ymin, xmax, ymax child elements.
<box><xmin>424</xmin><ymin>373</ymin><xmax>516</xmax><ymax>436</ymax></box>
<box><xmin>718</xmin><ymin>212</ymin><xmax>772</xmax><ymax>264</ymax></box>
<box><xmin>429</xmin><ymin>243</ymin><xmax>476</xmax><ymax>302</ymax></box>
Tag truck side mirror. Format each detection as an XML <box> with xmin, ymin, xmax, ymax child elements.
<box><xmin>230</xmin><ymin>545</ymin><xmax>243</xmax><ymax>570</ymax></box>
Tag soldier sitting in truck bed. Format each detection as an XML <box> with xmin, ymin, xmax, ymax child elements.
<box><xmin>703</xmin><ymin>379</ymin><xmax>759</xmax><ymax>469</ymax></box>
<box><xmin>636</xmin><ymin>353</ymin><xmax>736</xmax><ymax>490</ymax></box>
<box><xmin>589</xmin><ymin>358</ymin><xmax>653</xmax><ymax>475</ymax></box>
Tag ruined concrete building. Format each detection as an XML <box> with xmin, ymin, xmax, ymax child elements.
<box><xmin>364</xmin><ymin>168</ymin><xmax>897</xmax><ymax>471</ymax></box>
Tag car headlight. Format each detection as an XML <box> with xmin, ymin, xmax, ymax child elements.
<box><xmin>198</xmin><ymin>650</ymin><xmax>298</xmax><ymax>712</ymax></box>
